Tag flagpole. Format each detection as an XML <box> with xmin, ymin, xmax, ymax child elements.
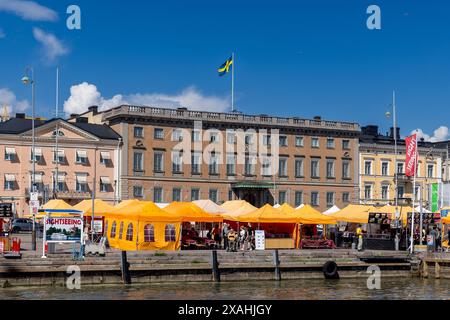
<box><xmin>231</xmin><ymin>52</ymin><xmax>235</xmax><ymax>112</ymax></box>
<box><xmin>410</xmin><ymin>132</ymin><xmax>419</xmax><ymax>253</ymax></box>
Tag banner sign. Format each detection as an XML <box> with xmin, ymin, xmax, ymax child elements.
<box><xmin>45</xmin><ymin>217</ymin><xmax>83</xmax><ymax>242</ymax></box>
<box><xmin>0</xmin><ymin>203</ymin><xmax>13</xmax><ymax>218</ymax></box>
<box><xmin>93</xmin><ymin>219</ymin><xmax>103</xmax><ymax>233</ymax></box>
<box><xmin>405</xmin><ymin>134</ymin><xmax>418</xmax><ymax>177</ymax></box>
<box><xmin>431</xmin><ymin>183</ymin><xmax>439</xmax><ymax>213</ymax></box>
<box><xmin>368</xmin><ymin>213</ymin><xmax>391</xmax><ymax>225</ymax></box>
<box><xmin>407</xmin><ymin>212</ymin><xmax>435</xmax><ymax>226</ymax></box>
<box><xmin>441</xmin><ymin>210</ymin><xmax>449</xmax><ymax>218</ymax></box>
<box><xmin>255</xmin><ymin>230</ymin><xmax>265</xmax><ymax>250</ymax></box>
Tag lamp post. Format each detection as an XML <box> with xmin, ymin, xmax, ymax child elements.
<box><xmin>22</xmin><ymin>67</ymin><xmax>37</xmax><ymax>251</ymax></box>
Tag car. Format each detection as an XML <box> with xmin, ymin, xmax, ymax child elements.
<box><xmin>11</xmin><ymin>219</ymin><xmax>43</xmax><ymax>233</ymax></box>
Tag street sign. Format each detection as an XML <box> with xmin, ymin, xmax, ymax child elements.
<box><xmin>30</xmin><ymin>192</ymin><xmax>39</xmax><ymax>202</ymax></box>
<box><xmin>29</xmin><ymin>200</ymin><xmax>40</xmax><ymax>215</ymax></box>
<box><xmin>0</xmin><ymin>203</ymin><xmax>13</xmax><ymax>218</ymax></box>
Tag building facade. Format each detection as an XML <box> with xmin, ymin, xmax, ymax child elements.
<box><xmin>359</xmin><ymin>125</ymin><xmax>445</xmax><ymax>208</ymax></box>
<box><xmin>69</xmin><ymin>105</ymin><xmax>362</xmax><ymax>212</ymax></box>
<box><xmin>0</xmin><ymin>114</ymin><xmax>121</xmax><ymax>216</ymax></box>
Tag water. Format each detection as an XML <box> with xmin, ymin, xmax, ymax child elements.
<box><xmin>0</xmin><ymin>278</ymin><xmax>448</xmax><ymax>300</ymax></box>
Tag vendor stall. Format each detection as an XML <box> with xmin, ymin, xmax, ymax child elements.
<box><xmin>74</xmin><ymin>199</ymin><xmax>115</xmax><ymax>235</ymax></box>
<box><xmin>220</xmin><ymin>200</ymin><xmax>257</xmax><ymax>221</ymax></box>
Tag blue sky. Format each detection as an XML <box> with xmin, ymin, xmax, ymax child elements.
<box><xmin>1</xmin><ymin>0</ymin><xmax>450</xmax><ymax>140</ymax></box>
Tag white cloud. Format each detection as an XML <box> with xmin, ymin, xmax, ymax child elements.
<box><xmin>0</xmin><ymin>28</ymin><xmax>5</xmax><ymax>38</ymax></box>
<box><xmin>0</xmin><ymin>88</ymin><xmax>30</xmax><ymax>116</ymax></box>
<box><xmin>413</xmin><ymin>126</ymin><xmax>449</xmax><ymax>142</ymax></box>
<box><xmin>33</xmin><ymin>27</ymin><xmax>69</xmax><ymax>61</ymax></box>
<box><xmin>0</xmin><ymin>0</ymin><xmax>57</xmax><ymax>21</ymax></box>
<box><xmin>64</xmin><ymin>82</ymin><xmax>230</xmax><ymax>115</ymax></box>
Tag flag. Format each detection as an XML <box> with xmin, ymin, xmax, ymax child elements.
<box><xmin>405</xmin><ymin>134</ymin><xmax>418</xmax><ymax>177</ymax></box>
<box><xmin>218</xmin><ymin>56</ymin><xmax>233</xmax><ymax>76</ymax></box>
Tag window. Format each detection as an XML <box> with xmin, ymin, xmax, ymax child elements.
<box><xmin>209</xmin><ymin>153</ymin><xmax>218</xmax><ymax>175</ymax></box>
<box><xmin>311</xmin><ymin>138</ymin><xmax>319</xmax><ymax>148</ymax></box>
<box><xmin>364</xmin><ymin>161</ymin><xmax>372</xmax><ymax>175</ymax></box>
<box><xmin>278</xmin><ymin>191</ymin><xmax>287</xmax><ymax>205</ymax></box>
<box><xmin>4</xmin><ymin>180</ymin><xmax>14</xmax><ymax>191</ymax></box>
<box><xmin>126</xmin><ymin>223</ymin><xmax>133</xmax><ymax>241</ymax></box>
<box><xmin>279</xmin><ymin>158</ymin><xmax>288</xmax><ymax>177</ymax></box>
<box><xmin>397</xmin><ymin>163</ymin><xmax>404</xmax><ymax>174</ymax></box>
<box><xmin>295</xmin><ymin>136</ymin><xmax>304</xmax><ymax>147</ymax></box>
<box><xmin>245</xmin><ymin>156</ymin><xmax>255</xmax><ymax>176</ymax></box>
<box><xmin>415</xmin><ymin>186</ymin><xmax>420</xmax><ymax>201</ymax></box>
<box><xmin>326</xmin><ymin>138</ymin><xmax>335</xmax><ymax>149</ymax></box>
<box><xmin>165</xmin><ymin>224</ymin><xmax>176</xmax><ymax>242</ymax></box>
<box><xmin>172</xmin><ymin>129</ymin><xmax>182</xmax><ymax>141</ymax></box>
<box><xmin>192</xmin><ymin>130</ymin><xmax>201</xmax><ymax>142</ymax></box>
<box><xmin>326</xmin><ymin>160</ymin><xmax>335</xmax><ymax>178</ymax></box>
<box><xmin>295</xmin><ymin>191</ymin><xmax>303</xmax><ymax>207</ymax></box>
<box><xmin>427</xmin><ymin>165</ymin><xmax>434</xmax><ymax>178</ymax></box>
<box><xmin>5</xmin><ymin>148</ymin><xmax>15</xmax><ymax>161</ymax></box>
<box><xmin>172</xmin><ymin>188</ymin><xmax>181</xmax><ymax>202</ymax></box>
<box><xmin>382</xmin><ymin>185</ymin><xmax>389</xmax><ymax>200</ymax></box>
<box><xmin>228</xmin><ymin>189</ymin><xmax>233</xmax><ymax>201</ymax></box>
<box><xmin>226</xmin><ymin>154</ymin><xmax>235</xmax><ymax>175</ymax></box>
<box><xmin>326</xmin><ymin>192</ymin><xmax>335</xmax><ymax>206</ymax></box>
<box><xmin>397</xmin><ymin>186</ymin><xmax>404</xmax><ymax>199</ymax></box>
<box><xmin>31</xmin><ymin>149</ymin><xmax>42</xmax><ymax>162</ymax></box>
<box><xmin>133</xmin><ymin>152</ymin><xmax>143</xmax><ymax>172</ymax></box>
<box><xmin>76</xmin><ymin>150</ymin><xmax>88</xmax><ymax>164</ymax></box>
<box><xmin>364</xmin><ymin>185</ymin><xmax>372</xmax><ymax>200</ymax></box>
<box><xmin>262</xmin><ymin>135</ymin><xmax>271</xmax><ymax>146</ymax></box>
<box><xmin>154</xmin><ymin>152</ymin><xmax>164</xmax><ymax>172</ymax></box>
<box><xmin>154</xmin><ymin>128</ymin><xmax>164</xmax><ymax>139</ymax></box>
<box><xmin>342</xmin><ymin>161</ymin><xmax>351</xmax><ymax>179</ymax></box>
<box><xmin>311</xmin><ymin>159</ymin><xmax>319</xmax><ymax>178</ymax></box>
<box><xmin>76</xmin><ymin>174</ymin><xmax>88</xmax><ymax>193</ymax></box>
<box><xmin>381</xmin><ymin>162</ymin><xmax>389</xmax><ymax>176</ymax></box>
<box><xmin>245</xmin><ymin>134</ymin><xmax>253</xmax><ymax>145</ymax></box>
<box><xmin>57</xmin><ymin>181</ymin><xmax>65</xmax><ymax>192</ymax></box>
<box><xmin>118</xmin><ymin>222</ymin><xmax>124</xmax><ymax>240</ymax></box>
<box><xmin>342</xmin><ymin>140</ymin><xmax>350</xmax><ymax>150</ymax></box>
<box><xmin>191</xmin><ymin>153</ymin><xmax>201</xmax><ymax>174</ymax></box>
<box><xmin>144</xmin><ymin>224</ymin><xmax>155</xmax><ymax>242</ymax></box>
<box><xmin>53</xmin><ymin>150</ymin><xmax>65</xmax><ymax>164</ymax></box>
<box><xmin>172</xmin><ymin>152</ymin><xmax>182</xmax><ymax>173</ymax></box>
<box><xmin>100</xmin><ymin>180</ymin><xmax>109</xmax><ymax>192</ymax></box>
<box><xmin>134</xmin><ymin>126</ymin><xmax>144</xmax><ymax>138</ymax></box>
<box><xmin>226</xmin><ymin>132</ymin><xmax>235</xmax><ymax>144</ymax></box>
<box><xmin>134</xmin><ymin>186</ymin><xmax>143</xmax><ymax>198</ymax></box>
<box><xmin>342</xmin><ymin>192</ymin><xmax>350</xmax><ymax>203</ymax></box>
<box><xmin>153</xmin><ymin>187</ymin><xmax>163</xmax><ymax>203</ymax></box>
<box><xmin>100</xmin><ymin>152</ymin><xmax>110</xmax><ymax>165</ymax></box>
<box><xmin>110</xmin><ymin>221</ymin><xmax>117</xmax><ymax>238</ymax></box>
<box><xmin>209</xmin><ymin>189</ymin><xmax>218</xmax><ymax>203</ymax></box>
<box><xmin>191</xmin><ymin>188</ymin><xmax>200</xmax><ymax>201</ymax></box>
<box><xmin>210</xmin><ymin>132</ymin><xmax>219</xmax><ymax>143</ymax></box>
<box><xmin>279</xmin><ymin>136</ymin><xmax>288</xmax><ymax>147</ymax></box>
<box><xmin>295</xmin><ymin>159</ymin><xmax>304</xmax><ymax>177</ymax></box>
<box><xmin>311</xmin><ymin>192</ymin><xmax>319</xmax><ymax>206</ymax></box>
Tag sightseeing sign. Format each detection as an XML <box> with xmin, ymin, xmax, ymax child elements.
<box><xmin>44</xmin><ymin>217</ymin><xmax>83</xmax><ymax>243</ymax></box>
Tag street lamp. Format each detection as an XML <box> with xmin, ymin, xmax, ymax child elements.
<box><xmin>22</xmin><ymin>67</ymin><xmax>37</xmax><ymax>251</ymax></box>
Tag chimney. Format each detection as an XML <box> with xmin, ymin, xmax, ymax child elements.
<box><xmin>313</xmin><ymin>116</ymin><xmax>322</xmax><ymax>120</ymax></box>
<box><xmin>88</xmin><ymin>105</ymin><xmax>98</xmax><ymax>115</ymax></box>
<box><xmin>390</xmin><ymin>127</ymin><xmax>400</xmax><ymax>139</ymax></box>
<box><xmin>362</xmin><ymin>125</ymin><xmax>378</xmax><ymax>136</ymax></box>
<box><xmin>15</xmin><ymin>113</ymin><xmax>25</xmax><ymax>119</ymax></box>
<box><xmin>76</xmin><ymin>117</ymin><xmax>88</xmax><ymax>124</ymax></box>
<box><xmin>70</xmin><ymin>113</ymin><xmax>79</xmax><ymax>119</ymax></box>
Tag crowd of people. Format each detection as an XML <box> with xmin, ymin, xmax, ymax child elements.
<box><xmin>207</xmin><ymin>223</ymin><xmax>255</xmax><ymax>252</ymax></box>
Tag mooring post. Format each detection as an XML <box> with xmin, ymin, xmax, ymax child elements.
<box><xmin>273</xmin><ymin>249</ymin><xmax>281</xmax><ymax>281</ymax></box>
<box><xmin>120</xmin><ymin>251</ymin><xmax>131</xmax><ymax>284</ymax></box>
<box><xmin>422</xmin><ymin>260</ymin><xmax>429</xmax><ymax>278</ymax></box>
<box><xmin>211</xmin><ymin>250</ymin><xmax>220</xmax><ymax>282</ymax></box>
<box><xmin>435</xmin><ymin>261</ymin><xmax>441</xmax><ymax>279</ymax></box>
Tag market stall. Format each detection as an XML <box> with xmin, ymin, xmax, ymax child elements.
<box><xmin>74</xmin><ymin>199</ymin><xmax>115</xmax><ymax>235</ymax></box>
<box><xmin>220</xmin><ymin>200</ymin><xmax>257</xmax><ymax>221</ymax></box>
<box><xmin>192</xmin><ymin>199</ymin><xmax>228</xmax><ymax>215</ymax></box>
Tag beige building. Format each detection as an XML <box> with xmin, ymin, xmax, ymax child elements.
<box><xmin>359</xmin><ymin>125</ymin><xmax>445</xmax><ymax>208</ymax></box>
<box><xmin>72</xmin><ymin>105</ymin><xmax>361</xmax><ymax>211</ymax></box>
<box><xmin>0</xmin><ymin>114</ymin><xmax>121</xmax><ymax>216</ymax></box>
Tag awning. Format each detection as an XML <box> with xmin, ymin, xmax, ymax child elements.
<box><xmin>76</xmin><ymin>150</ymin><xmax>87</xmax><ymax>158</ymax></box>
<box><xmin>100</xmin><ymin>176</ymin><xmax>111</xmax><ymax>184</ymax></box>
<box><xmin>5</xmin><ymin>174</ymin><xmax>15</xmax><ymax>182</ymax></box>
<box><xmin>232</xmin><ymin>181</ymin><xmax>275</xmax><ymax>189</ymax></box>
<box><xmin>5</xmin><ymin>148</ymin><xmax>16</xmax><ymax>155</ymax></box>
<box><xmin>54</xmin><ymin>149</ymin><xmax>65</xmax><ymax>157</ymax></box>
<box><xmin>33</xmin><ymin>148</ymin><xmax>42</xmax><ymax>157</ymax></box>
<box><xmin>76</xmin><ymin>174</ymin><xmax>87</xmax><ymax>183</ymax></box>
<box><xmin>100</xmin><ymin>152</ymin><xmax>111</xmax><ymax>160</ymax></box>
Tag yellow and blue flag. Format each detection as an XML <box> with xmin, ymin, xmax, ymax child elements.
<box><xmin>218</xmin><ymin>56</ymin><xmax>233</xmax><ymax>76</ymax></box>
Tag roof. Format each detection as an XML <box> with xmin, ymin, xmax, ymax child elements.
<box><xmin>0</xmin><ymin>118</ymin><xmax>121</xmax><ymax>140</ymax></box>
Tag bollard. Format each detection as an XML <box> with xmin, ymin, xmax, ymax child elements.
<box><xmin>120</xmin><ymin>251</ymin><xmax>131</xmax><ymax>284</ymax></box>
<box><xmin>211</xmin><ymin>250</ymin><xmax>220</xmax><ymax>282</ymax></box>
<box><xmin>435</xmin><ymin>261</ymin><xmax>441</xmax><ymax>279</ymax></box>
<box><xmin>273</xmin><ymin>249</ymin><xmax>281</xmax><ymax>281</ymax></box>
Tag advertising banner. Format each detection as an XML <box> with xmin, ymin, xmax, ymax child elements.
<box><xmin>405</xmin><ymin>134</ymin><xmax>418</xmax><ymax>177</ymax></box>
<box><xmin>431</xmin><ymin>183</ymin><xmax>439</xmax><ymax>213</ymax></box>
<box><xmin>45</xmin><ymin>217</ymin><xmax>83</xmax><ymax>242</ymax></box>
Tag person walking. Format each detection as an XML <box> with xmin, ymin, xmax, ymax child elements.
<box><xmin>222</xmin><ymin>223</ymin><xmax>229</xmax><ymax>250</ymax></box>
<box><xmin>356</xmin><ymin>225</ymin><xmax>364</xmax><ymax>251</ymax></box>
<box><xmin>227</xmin><ymin>228</ymin><xmax>237</xmax><ymax>252</ymax></box>
<box><xmin>247</xmin><ymin>223</ymin><xmax>255</xmax><ymax>251</ymax></box>
<box><xmin>239</xmin><ymin>226</ymin><xmax>247</xmax><ymax>251</ymax></box>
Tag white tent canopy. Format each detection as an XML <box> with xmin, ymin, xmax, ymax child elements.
<box><xmin>296</xmin><ymin>204</ymin><xmax>305</xmax><ymax>210</ymax></box>
<box><xmin>273</xmin><ymin>204</ymin><xmax>281</xmax><ymax>208</ymax></box>
<box><xmin>415</xmin><ymin>206</ymin><xmax>432</xmax><ymax>213</ymax></box>
<box><xmin>323</xmin><ymin>205</ymin><xmax>340</xmax><ymax>215</ymax></box>
<box><xmin>192</xmin><ymin>199</ymin><xmax>228</xmax><ymax>214</ymax></box>
<box><xmin>155</xmin><ymin>203</ymin><xmax>170</xmax><ymax>209</ymax></box>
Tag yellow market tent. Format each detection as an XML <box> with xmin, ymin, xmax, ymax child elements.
<box><xmin>164</xmin><ymin>202</ymin><xmax>223</xmax><ymax>222</ymax></box>
<box><xmin>294</xmin><ymin>205</ymin><xmax>337</xmax><ymax>225</ymax></box>
<box><xmin>330</xmin><ymin>205</ymin><xmax>377</xmax><ymax>224</ymax></box>
<box><xmin>236</xmin><ymin>204</ymin><xmax>299</xmax><ymax>223</ymax></box>
<box><xmin>220</xmin><ymin>200</ymin><xmax>257</xmax><ymax>220</ymax></box>
<box><xmin>106</xmin><ymin>201</ymin><xmax>182</xmax><ymax>251</ymax></box>
<box><xmin>24</xmin><ymin>200</ymin><xmax>75</xmax><ymax>218</ymax></box>
<box><xmin>73</xmin><ymin>199</ymin><xmax>114</xmax><ymax>217</ymax></box>
<box><xmin>192</xmin><ymin>199</ymin><xmax>228</xmax><ymax>215</ymax></box>
<box><xmin>443</xmin><ymin>216</ymin><xmax>450</xmax><ymax>224</ymax></box>
<box><xmin>276</xmin><ymin>203</ymin><xmax>296</xmax><ymax>215</ymax></box>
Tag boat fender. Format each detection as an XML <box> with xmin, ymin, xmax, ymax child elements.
<box><xmin>323</xmin><ymin>261</ymin><xmax>339</xmax><ymax>279</ymax></box>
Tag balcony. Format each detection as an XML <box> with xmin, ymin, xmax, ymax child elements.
<box><xmin>54</xmin><ymin>190</ymin><xmax>92</xmax><ymax>200</ymax></box>
<box><xmin>395</xmin><ymin>173</ymin><xmax>412</xmax><ymax>183</ymax></box>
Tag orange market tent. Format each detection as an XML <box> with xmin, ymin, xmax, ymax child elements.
<box><xmin>294</xmin><ymin>205</ymin><xmax>337</xmax><ymax>225</ymax></box>
<box><xmin>164</xmin><ymin>202</ymin><xmax>223</xmax><ymax>222</ymax></box>
<box><xmin>236</xmin><ymin>204</ymin><xmax>299</xmax><ymax>223</ymax></box>
<box><xmin>106</xmin><ymin>201</ymin><xmax>182</xmax><ymax>251</ymax></box>
<box><xmin>192</xmin><ymin>199</ymin><xmax>228</xmax><ymax>215</ymax></box>
<box><xmin>220</xmin><ymin>200</ymin><xmax>257</xmax><ymax>220</ymax></box>
<box><xmin>25</xmin><ymin>200</ymin><xmax>75</xmax><ymax>218</ymax></box>
<box><xmin>442</xmin><ymin>216</ymin><xmax>450</xmax><ymax>224</ymax></box>
<box><xmin>276</xmin><ymin>203</ymin><xmax>296</xmax><ymax>215</ymax></box>
<box><xmin>73</xmin><ymin>199</ymin><xmax>114</xmax><ymax>217</ymax></box>
<box><xmin>330</xmin><ymin>205</ymin><xmax>377</xmax><ymax>224</ymax></box>
<box><xmin>114</xmin><ymin>199</ymin><xmax>141</xmax><ymax>210</ymax></box>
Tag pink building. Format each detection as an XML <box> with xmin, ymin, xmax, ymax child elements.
<box><xmin>0</xmin><ymin>114</ymin><xmax>121</xmax><ymax>217</ymax></box>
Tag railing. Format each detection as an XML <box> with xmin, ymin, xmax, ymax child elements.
<box><xmin>102</xmin><ymin>105</ymin><xmax>360</xmax><ymax>131</ymax></box>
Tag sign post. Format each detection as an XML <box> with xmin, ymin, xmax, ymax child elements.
<box><xmin>255</xmin><ymin>230</ymin><xmax>265</xmax><ymax>250</ymax></box>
